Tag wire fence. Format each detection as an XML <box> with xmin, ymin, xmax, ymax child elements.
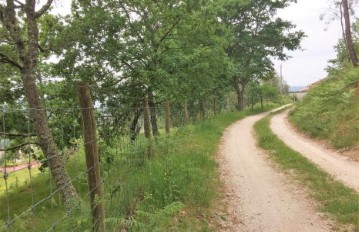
<box><xmin>0</xmin><ymin>95</ymin><xmax>237</xmax><ymax>231</ymax></box>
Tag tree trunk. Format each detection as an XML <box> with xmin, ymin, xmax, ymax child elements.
<box><xmin>130</xmin><ymin>107</ymin><xmax>143</xmax><ymax>141</ymax></box>
<box><xmin>233</xmin><ymin>78</ymin><xmax>245</xmax><ymax>111</ymax></box>
<box><xmin>143</xmin><ymin>98</ymin><xmax>152</xmax><ymax>139</ymax></box>
<box><xmin>22</xmin><ymin>71</ymin><xmax>78</xmax><ymax>206</ymax></box>
<box><xmin>213</xmin><ymin>98</ymin><xmax>217</xmax><ymax>115</ymax></box>
<box><xmin>165</xmin><ymin>100</ymin><xmax>170</xmax><ymax>134</ymax></box>
<box><xmin>148</xmin><ymin>91</ymin><xmax>159</xmax><ymax>136</ymax></box>
<box><xmin>1</xmin><ymin>0</ymin><xmax>78</xmax><ymax>206</ymax></box>
<box><xmin>143</xmin><ymin>98</ymin><xmax>152</xmax><ymax>158</ymax></box>
<box><xmin>342</xmin><ymin>0</ymin><xmax>359</xmax><ymax>67</ymax></box>
<box><xmin>260</xmin><ymin>96</ymin><xmax>263</xmax><ymax>110</ymax></box>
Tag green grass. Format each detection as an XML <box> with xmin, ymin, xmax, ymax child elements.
<box><xmin>0</xmin><ymin>168</ymin><xmax>41</xmax><ymax>195</ymax></box>
<box><xmin>0</xmin><ymin>150</ymin><xmax>89</xmax><ymax>231</ymax></box>
<box><xmin>0</xmin><ymin>103</ymin><xmax>280</xmax><ymax>231</ymax></box>
<box><xmin>102</xmin><ymin>104</ymin><xmax>280</xmax><ymax>231</ymax></box>
<box><xmin>290</xmin><ymin>67</ymin><xmax>359</xmax><ymax>150</ymax></box>
<box><xmin>255</xmin><ymin>115</ymin><xmax>359</xmax><ymax>229</ymax></box>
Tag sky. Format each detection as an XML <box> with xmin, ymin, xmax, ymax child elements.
<box><xmin>50</xmin><ymin>0</ymin><xmax>349</xmax><ymax>87</ymax></box>
<box><xmin>273</xmin><ymin>0</ymin><xmax>346</xmax><ymax>87</ymax></box>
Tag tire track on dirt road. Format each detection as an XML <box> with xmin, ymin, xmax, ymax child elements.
<box><xmin>270</xmin><ymin>110</ymin><xmax>359</xmax><ymax>193</ymax></box>
<box><xmin>218</xmin><ymin>110</ymin><xmax>332</xmax><ymax>231</ymax></box>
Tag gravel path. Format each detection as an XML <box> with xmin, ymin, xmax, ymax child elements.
<box><xmin>270</xmin><ymin>110</ymin><xmax>359</xmax><ymax>193</ymax></box>
<box><xmin>0</xmin><ymin>161</ymin><xmax>40</xmax><ymax>173</ymax></box>
<box><xmin>218</xmin><ymin>110</ymin><xmax>332</xmax><ymax>231</ymax></box>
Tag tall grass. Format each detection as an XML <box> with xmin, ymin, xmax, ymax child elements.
<box><xmin>290</xmin><ymin>67</ymin><xmax>359</xmax><ymax>149</ymax></box>
<box><xmin>0</xmin><ymin>103</ymin><xmax>279</xmax><ymax>231</ymax></box>
<box><xmin>0</xmin><ymin>168</ymin><xmax>40</xmax><ymax>195</ymax></box>
<box><xmin>255</xmin><ymin>115</ymin><xmax>359</xmax><ymax>229</ymax></box>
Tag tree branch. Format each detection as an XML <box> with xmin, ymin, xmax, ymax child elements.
<box><xmin>0</xmin><ymin>132</ymin><xmax>37</xmax><ymax>137</ymax></box>
<box><xmin>0</xmin><ymin>51</ymin><xmax>22</xmax><ymax>69</ymax></box>
<box><xmin>14</xmin><ymin>0</ymin><xmax>24</xmax><ymax>6</ymax></box>
<box><xmin>0</xmin><ymin>142</ymin><xmax>39</xmax><ymax>152</ymax></box>
<box><xmin>13</xmin><ymin>0</ymin><xmax>24</xmax><ymax>9</ymax></box>
<box><xmin>121</xmin><ymin>59</ymin><xmax>135</xmax><ymax>70</ymax></box>
<box><xmin>35</xmin><ymin>0</ymin><xmax>53</xmax><ymax>18</ymax></box>
<box><xmin>119</xmin><ymin>2</ymin><xmax>145</xmax><ymax>43</ymax></box>
<box><xmin>159</xmin><ymin>17</ymin><xmax>181</xmax><ymax>43</ymax></box>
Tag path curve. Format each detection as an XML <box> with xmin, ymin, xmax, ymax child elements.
<box><xmin>270</xmin><ymin>110</ymin><xmax>359</xmax><ymax>193</ymax></box>
<box><xmin>218</xmin><ymin>110</ymin><xmax>332</xmax><ymax>231</ymax></box>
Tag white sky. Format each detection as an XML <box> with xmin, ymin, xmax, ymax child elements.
<box><xmin>51</xmin><ymin>0</ymin><xmax>351</xmax><ymax>87</ymax></box>
<box><xmin>273</xmin><ymin>0</ymin><xmax>350</xmax><ymax>87</ymax></box>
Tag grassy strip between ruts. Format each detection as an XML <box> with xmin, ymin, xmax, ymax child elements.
<box><xmin>254</xmin><ymin>114</ymin><xmax>359</xmax><ymax>229</ymax></box>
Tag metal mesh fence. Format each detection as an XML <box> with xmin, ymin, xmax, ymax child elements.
<box><xmin>0</xmin><ymin>97</ymin><xmax>235</xmax><ymax>231</ymax></box>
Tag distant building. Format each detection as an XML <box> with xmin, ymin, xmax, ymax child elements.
<box><xmin>289</xmin><ymin>79</ymin><xmax>325</xmax><ymax>100</ymax></box>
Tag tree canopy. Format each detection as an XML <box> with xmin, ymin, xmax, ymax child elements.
<box><xmin>0</xmin><ymin>0</ymin><xmax>304</xmax><ymax>203</ymax></box>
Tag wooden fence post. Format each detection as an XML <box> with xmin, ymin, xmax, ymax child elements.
<box><xmin>143</xmin><ymin>97</ymin><xmax>152</xmax><ymax>139</ymax></box>
<box><xmin>143</xmin><ymin>97</ymin><xmax>153</xmax><ymax>158</ymax></box>
<box><xmin>165</xmin><ymin>100</ymin><xmax>170</xmax><ymax>134</ymax></box>
<box><xmin>77</xmin><ymin>82</ymin><xmax>106</xmax><ymax>232</ymax></box>
<box><xmin>213</xmin><ymin>98</ymin><xmax>217</xmax><ymax>115</ymax></box>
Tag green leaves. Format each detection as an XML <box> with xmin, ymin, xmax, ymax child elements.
<box><xmin>220</xmin><ymin>0</ymin><xmax>304</xmax><ymax>77</ymax></box>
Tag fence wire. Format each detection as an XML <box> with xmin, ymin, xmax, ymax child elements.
<box><xmin>0</xmin><ymin>98</ymin><xmax>235</xmax><ymax>231</ymax></box>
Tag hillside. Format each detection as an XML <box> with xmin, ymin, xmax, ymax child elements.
<box><xmin>289</xmin><ymin>67</ymin><xmax>359</xmax><ymax>156</ymax></box>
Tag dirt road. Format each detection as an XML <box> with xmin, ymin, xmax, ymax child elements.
<box><xmin>0</xmin><ymin>161</ymin><xmax>40</xmax><ymax>173</ymax></box>
<box><xmin>270</xmin><ymin>110</ymin><xmax>359</xmax><ymax>193</ymax></box>
<box><xmin>218</xmin><ymin>111</ymin><xmax>332</xmax><ymax>231</ymax></box>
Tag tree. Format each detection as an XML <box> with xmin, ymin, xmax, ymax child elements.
<box><xmin>56</xmin><ymin>0</ymin><xmax>232</xmax><ymax>138</ymax></box>
<box><xmin>0</xmin><ymin>0</ymin><xmax>78</xmax><ymax>205</ymax></box>
<box><xmin>321</xmin><ymin>0</ymin><xmax>359</xmax><ymax>68</ymax></box>
<box><xmin>219</xmin><ymin>0</ymin><xmax>304</xmax><ymax>110</ymax></box>
<box><xmin>342</xmin><ymin>0</ymin><xmax>359</xmax><ymax>66</ymax></box>
<box><xmin>246</xmin><ymin>77</ymin><xmax>281</xmax><ymax>109</ymax></box>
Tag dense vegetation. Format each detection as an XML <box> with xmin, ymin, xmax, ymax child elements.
<box><xmin>290</xmin><ymin>67</ymin><xmax>359</xmax><ymax>150</ymax></box>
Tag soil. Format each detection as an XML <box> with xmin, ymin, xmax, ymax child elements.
<box><xmin>0</xmin><ymin>161</ymin><xmax>40</xmax><ymax>173</ymax></box>
<box><xmin>270</xmin><ymin>110</ymin><xmax>359</xmax><ymax>193</ymax></box>
<box><xmin>217</xmin><ymin>110</ymin><xmax>333</xmax><ymax>231</ymax></box>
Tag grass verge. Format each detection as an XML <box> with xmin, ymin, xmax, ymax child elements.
<box><xmin>0</xmin><ymin>103</ymin><xmax>279</xmax><ymax>231</ymax></box>
<box><xmin>254</xmin><ymin>114</ymin><xmax>359</xmax><ymax>229</ymax></box>
<box><xmin>0</xmin><ymin>168</ymin><xmax>40</xmax><ymax>195</ymax></box>
<box><xmin>290</xmin><ymin>67</ymin><xmax>359</xmax><ymax>150</ymax></box>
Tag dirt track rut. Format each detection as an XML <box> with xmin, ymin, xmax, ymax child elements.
<box><xmin>218</xmin><ymin>111</ymin><xmax>332</xmax><ymax>231</ymax></box>
<box><xmin>270</xmin><ymin>110</ymin><xmax>359</xmax><ymax>193</ymax></box>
